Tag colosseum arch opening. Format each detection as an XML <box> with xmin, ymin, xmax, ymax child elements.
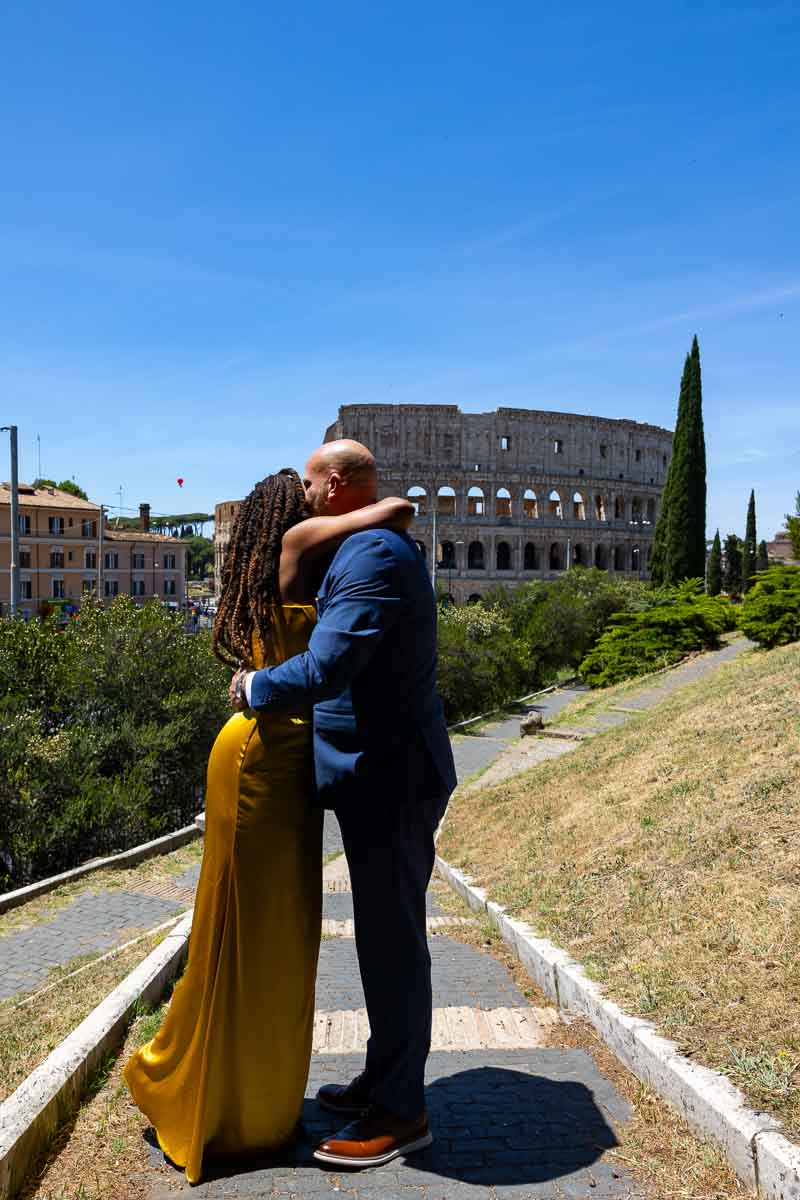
<box><xmin>594</xmin><ymin>544</ymin><xmax>608</xmax><ymax>569</ymax></box>
<box><xmin>495</xmin><ymin>487</ymin><xmax>512</xmax><ymax>518</ymax></box>
<box><xmin>572</xmin><ymin>492</ymin><xmax>586</xmax><ymax>520</ymax></box>
<box><xmin>468</xmin><ymin>540</ymin><xmax>485</xmax><ymax>569</ymax></box>
<box><xmin>549</xmin><ymin>542</ymin><xmax>563</xmax><ymax>570</ymax></box>
<box><xmin>523</xmin><ymin>488</ymin><xmax>539</xmax><ymax>519</ymax></box>
<box><xmin>437</xmin><ymin>485</ymin><xmax>456</xmax><ymax>516</ymax></box>
<box><xmin>548</xmin><ymin>490</ymin><xmax>563</xmax><ymax>519</ymax></box>
<box><xmin>523</xmin><ymin>542</ymin><xmax>539</xmax><ymax>570</ymax></box>
<box><xmin>496</xmin><ymin>541</ymin><xmax>512</xmax><ymax>570</ymax></box>
<box><xmin>407</xmin><ymin>485</ymin><xmax>427</xmax><ymax>515</ymax></box>
<box><xmin>573</xmin><ymin>543</ymin><xmax>587</xmax><ymax>566</ymax></box>
<box><xmin>467</xmin><ymin>486</ymin><xmax>485</xmax><ymax>517</ymax></box>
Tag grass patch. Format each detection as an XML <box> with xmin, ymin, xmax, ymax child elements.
<box><xmin>0</xmin><ymin>929</ymin><xmax>168</xmax><ymax>1102</ymax></box>
<box><xmin>439</xmin><ymin>640</ymin><xmax>800</xmax><ymax>1136</ymax></box>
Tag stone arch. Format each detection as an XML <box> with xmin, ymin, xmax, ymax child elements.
<box><xmin>614</xmin><ymin>496</ymin><xmax>625</xmax><ymax>520</ymax></box>
<box><xmin>468</xmin><ymin>593</ymin><xmax>482</xmax><ymax>603</ymax></box>
<box><xmin>572</xmin><ymin>492</ymin><xmax>586</xmax><ymax>520</ymax></box>
<box><xmin>407</xmin><ymin>485</ymin><xmax>427</xmax><ymax>516</ymax></box>
<box><xmin>496</xmin><ymin>541</ymin><xmax>512</xmax><ymax>570</ymax></box>
<box><xmin>523</xmin><ymin>488</ymin><xmax>539</xmax><ymax>519</ymax></box>
<box><xmin>631</xmin><ymin>496</ymin><xmax>642</xmax><ymax>524</ymax></box>
<box><xmin>594</xmin><ymin>494</ymin><xmax>607</xmax><ymax>521</ymax></box>
<box><xmin>523</xmin><ymin>542</ymin><xmax>539</xmax><ymax>570</ymax></box>
<box><xmin>594</xmin><ymin>544</ymin><xmax>608</xmax><ymax>569</ymax></box>
<box><xmin>495</xmin><ymin>487</ymin><xmax>512</xmax><ymax>518</ymax></box>
<box><xmin>573</xmin><ymin>543</ymin><xmax>587</xmax><ymax>566</ymax></box>
<box><xmin>631</xmin><ymin>545</ymin><xmax>641</xmax><ymax>572</ymax></box>
<box><xmin>547</xmin><ymin>490</ymin><xmax>563</xmax><ymax>519</ymax></box>
<box><xmin>614</xmin><ymin>544</ymin><xmax>627</xmax><ymax>571</ymax></box>
<box><xmin>468</xmin><ymin>540</ymin><xmax>485</xmax><ymax>570</ymax></box>
<box><xmin>439</xmin><ymin>540</ymin><xmax>456</xmax><ymax>568</ymax></box>
<box><xmin>646</xmin><ymin>498</ymin><xmax>656</xmax><ymax>524</ymax></box>
<box><xmin>549</xmin><ymin>542</ymin><xmax>563</xmax><ymax>570</ymax></box>
<box><xmin>437</xmin><ymin>485</ymin><xmax>456</xmax><ymax>517</ymax></box>
<box><xmin>467</xmin><ymin>486</ymin><xmax>485</xmax><ymax>517</ymax></box>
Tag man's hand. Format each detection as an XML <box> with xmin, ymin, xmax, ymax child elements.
<box><xmin>229</xmin><ymin>667</ymin><xmax>250</xmax><ymax>711</ymax></box>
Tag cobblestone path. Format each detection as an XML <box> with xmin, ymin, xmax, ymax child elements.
<box><xmin>138</xmin><ymin>854</ymin><xmax>643</xmax><ymax>1199</ymax></box>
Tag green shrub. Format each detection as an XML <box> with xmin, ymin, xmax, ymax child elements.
<box><xmin>738</xmin><ymin>566</ymin><xmax>800</xmax><ymax>648</ymax></box>
<box><xmin>436</xmin><ymin>603</ymin><xmax>531</xmax><ymax>722</ymax></box>
<box><xmin>0</xmin><ymin>596</ymin><xmax>229</xmax><ymax>889</ymax></box>
<box><xmin>578</xmin><ymin>580</ymin><xmax>736</xmax><ymax>688</ymax></box>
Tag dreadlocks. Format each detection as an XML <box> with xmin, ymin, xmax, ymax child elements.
<box><xmin>212</xmin><ymin>468</ymin><xmax>307</xmax><ymax>669</ymax></box>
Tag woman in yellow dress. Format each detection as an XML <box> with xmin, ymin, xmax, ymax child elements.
<box><xmin>123</xmin><ymin>467</ymin><xmax>412</xmax><ymax>1185</ymax></box>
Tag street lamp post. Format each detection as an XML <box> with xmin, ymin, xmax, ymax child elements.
<box><xmin>1</xmin><ymin>425</ymin><xmax>20</xmax><ymax>617</ymax></box>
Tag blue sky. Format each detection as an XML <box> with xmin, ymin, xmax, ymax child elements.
<box><xmin>1</xmin><ymin>0</ymin><xmax>798</xmax><ymax>540</ymax></box>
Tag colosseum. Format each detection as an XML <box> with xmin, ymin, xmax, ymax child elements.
<box><xmin>215</xmin><ymin>404</ymin><xmax>673</xmax><ymax>602</ymax></box>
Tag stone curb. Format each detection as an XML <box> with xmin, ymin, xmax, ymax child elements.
<box><xmin>0</xmin><ymin>910</ymin><xmax>193</xmax><ymax>1200</ymax></box>
<box><xmin>435</xmin><ymin>855</ymin><xmax>797</xmax><ymax>1198</ymax></box>
<box><xmin>0</xmin><ymin>826</ymin><xmax>202</xmax><ymax>916</ymax></box>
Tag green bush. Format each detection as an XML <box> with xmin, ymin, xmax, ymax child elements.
<box><xmin>578</xmin><ymin>580</ymin><xmax>736</xmax><ymax>688</ymax></box>
<box><xmin>436</xmin><ymin>603</ymin><xmax>531</xmax><ymax>722</ymax></box>
<box><xmin>0</xmin><ymin>597</ymin><xmax>229</xmax><ymax>890</ymax></box>
<box><xmin>738</xmin><ymin>566</ymin><xmax>800</xmax><ymax>648</ymax></box>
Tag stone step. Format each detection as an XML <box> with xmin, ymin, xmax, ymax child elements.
<box><xmin>312</xmin><ymin>1005</ymin><xmax>559</xmax><ymax>1053</ymax></box>
<box><xmin>321</xmin><ymin>915</ymin><xmax>475</xmax><ymax>938</ymax></box>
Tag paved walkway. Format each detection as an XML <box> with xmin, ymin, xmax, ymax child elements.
<box><xmin>3</xmin><ymin>638</ymin><xmax>757</xmax><ymax>1196</ymax></box>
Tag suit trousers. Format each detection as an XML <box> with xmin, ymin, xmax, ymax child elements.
<box><xmin>334</xmin><ymin>791</ymin><xmax>447</xmax><ymax>1120</ymax></box>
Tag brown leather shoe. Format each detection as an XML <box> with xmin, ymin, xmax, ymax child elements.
<box><xmin>316</xmin><ymin>1071</ymin><xmax>372</xmax><ymax>1116</ymax></box>
<box><xmin>313</xmin><ymin>1108</ymin><xmax>432</xmax><ymax>1168</ymax></box>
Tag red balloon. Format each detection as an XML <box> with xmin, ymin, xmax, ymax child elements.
<box><xmin>177</xmin><ymin>478</ymin><xmax>184</xmax><ymax>487</ymax></box>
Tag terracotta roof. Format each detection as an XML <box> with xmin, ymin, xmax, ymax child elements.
<box><xmin>105</xmin><ymin>529</ymin><xmax>184</xmax><ymax>544</ymax></box>
<box><xmin>0</xmin><ymin>483</ymin><xmax>101</xmax><ymax>511</ymax></box>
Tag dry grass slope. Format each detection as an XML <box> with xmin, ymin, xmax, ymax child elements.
<box><xmin>439</xmin><ymin>641</ymin><xmax>800</xmax><ymax>1135</ymax></box>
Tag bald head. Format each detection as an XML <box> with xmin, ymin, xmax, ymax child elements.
<box><xmin>303</xmin><ymin>438</ymin><xmax>378</xmax><ymax>516</ymax></box>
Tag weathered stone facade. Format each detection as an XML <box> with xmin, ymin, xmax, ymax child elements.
<box><xmin>215</xmin><ymin>404</ymin><xmax>672</xmax><ymax>600</ymax></box>
<box><xmin>324</xmin><ymin>405</ymin><xmax>673</xmax><ymax>600</ymax></box>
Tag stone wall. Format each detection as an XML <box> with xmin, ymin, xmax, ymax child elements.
<box><xmin>325</xmin><ymin>404</ymin><xmax>673</xmax><ymax>600</ymax></box>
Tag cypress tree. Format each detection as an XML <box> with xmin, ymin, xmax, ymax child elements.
<box><xmin>742</xmin><ymin>489</ymin><xmax>757</xmax><ymax>591</ymax></box>
<box><xmin>756</xmin><ymin>540</ymin><xmax>770</xmax><ymax>572</ymax></box>
<box><xmin>723</xmin><ymin>533</ymin><xmax>743</xmax><ymax>596</ymax></box>
<box><xmin>707</xmin><ymin>529</ymin><xmax>722</xmax><ymax>595</ymax></box>
<box><xmin>650</xmin><ymin>337</ymin><xmax>707</xmax><ymax>585</ymax></box>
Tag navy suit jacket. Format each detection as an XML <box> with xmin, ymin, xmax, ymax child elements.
<box><xmin>248</xmin><ymin>529</ymin><xmax>457</xmax><ymax>811</ymax></box>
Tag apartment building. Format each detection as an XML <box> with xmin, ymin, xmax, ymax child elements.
<box><xmin>0</xmin><ymin>485</ymin><xmax>187</xmax><ymax>618</ymax></box>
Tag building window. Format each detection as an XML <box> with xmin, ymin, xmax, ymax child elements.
<box><xmin>104</xmin><ymin>552</ymin><xmax>119</xmax><ymax>570</ymax></box>
<box><xmin>132</xmin><ymin>579</ymin><xmax>147</xmax><ymax>597</ymax></box>
<box><xmin>132</xmin><ymin>552</ymin><xmax>146</xmax><ymax>570</ymax></box>
<box><xmin>81</xmin><ymin>519</ymin><xmax>96</xmax><ymax>537</ymax></box>
<box><xmin>554</xmin><ymin>439</ymin><xmax>563</xmax><ymax>454</ymax></box>
<box><xmin>19</xmin><ymin>550</ymin><xmax>31</xmax><ymax>569</ymax></box>
<box><xmin>21</xmin><ymin>580</ymin><xmax>32</xmax><ymax>599</ymax></box>
<box><xmin>82</xmin><ymin>579</ymin><xmax>96</xmax><ymax>594</ymax></box>
<box><xmin>19</xmin><ymin>514</ymin><xmax>31</xmax><ymax>535</ymax></box>
<box><xmin>163</xmin><ymin>579</ymin><xmax>176</xmax><ymax>596</ymax></box>
<box><xmin>50</xmin><ymin>550</ymin><xmax>64</xmax><ymax>569</ymax></box>
<box><xmin>635</xmin><ymin>449</ymin><xmax>642</xmax><ymax>462</ymax></box>
<box><xmin>85</xmin><ymin>551</ymin><xmax>97</xmax><ymax>569</ymax></box>
<box><xmin>163</xmin><ymin>553</ymin><xmax>176</xmax><ymax>570</ymax></box>
<box><xmin>600</xmin><ymin>444</ymin><xmax>607</xmax><ymax>458</ymax></box>
<box><xmin>104</xmin><ymin>580</ymin><xmax>119</xmax><ymax>597</ymax></box>
<box><xmin>49</xmin><ymin>517</ymin><xmax>64</xmax><ymax>535</ymax></box>
<box><xmin>52</xmin><ymin>579</ymin><xmax>65</xmax><ymax>599</ymax></box>
<box><xmin>500</xmin><ymin>436</ymin><xmax>510</xmax><ymax>451</ymax></box>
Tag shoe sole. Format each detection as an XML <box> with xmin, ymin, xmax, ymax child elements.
<box><xmin>313</xmin><ymin>1131</ymin><xmax>433</xmax><ymax>1168</ymax></box>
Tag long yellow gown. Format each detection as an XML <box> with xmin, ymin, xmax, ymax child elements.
<box><xmin>123</xmin><ymin>605</ymin><xmax>322</xmax><ymax>1185</ymax></box>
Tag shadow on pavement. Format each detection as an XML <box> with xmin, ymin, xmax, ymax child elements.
<box><xmin>147</xmin><ymin>1065</ymin><xmax>619</xmax><ymax>1192</ymax></box>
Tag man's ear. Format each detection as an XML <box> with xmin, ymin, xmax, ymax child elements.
<box><xmin>326</xmin><ymin>470</ymin><xmax>344</xmax><ymax>499</ymax></box>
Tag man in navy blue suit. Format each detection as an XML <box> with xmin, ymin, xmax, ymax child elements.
<box><xmin>232</xmin><ymin>439</ymin><xmax>456</xmax><ymax>1169</ymax></box>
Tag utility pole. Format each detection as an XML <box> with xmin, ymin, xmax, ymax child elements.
<box><xmin>97</xmin><ymin>505</ymin><xmax>105</xmax><ymax>601</ymax></box>
<box><xmin>431</xmin><ymin>493</ymin><xmax>438</xmax><ymax>593</ymax></box>
<box><xmin>1</xmin><ymin>425</ymin><xmax>20</xmax><ymax>617</ymax></box>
